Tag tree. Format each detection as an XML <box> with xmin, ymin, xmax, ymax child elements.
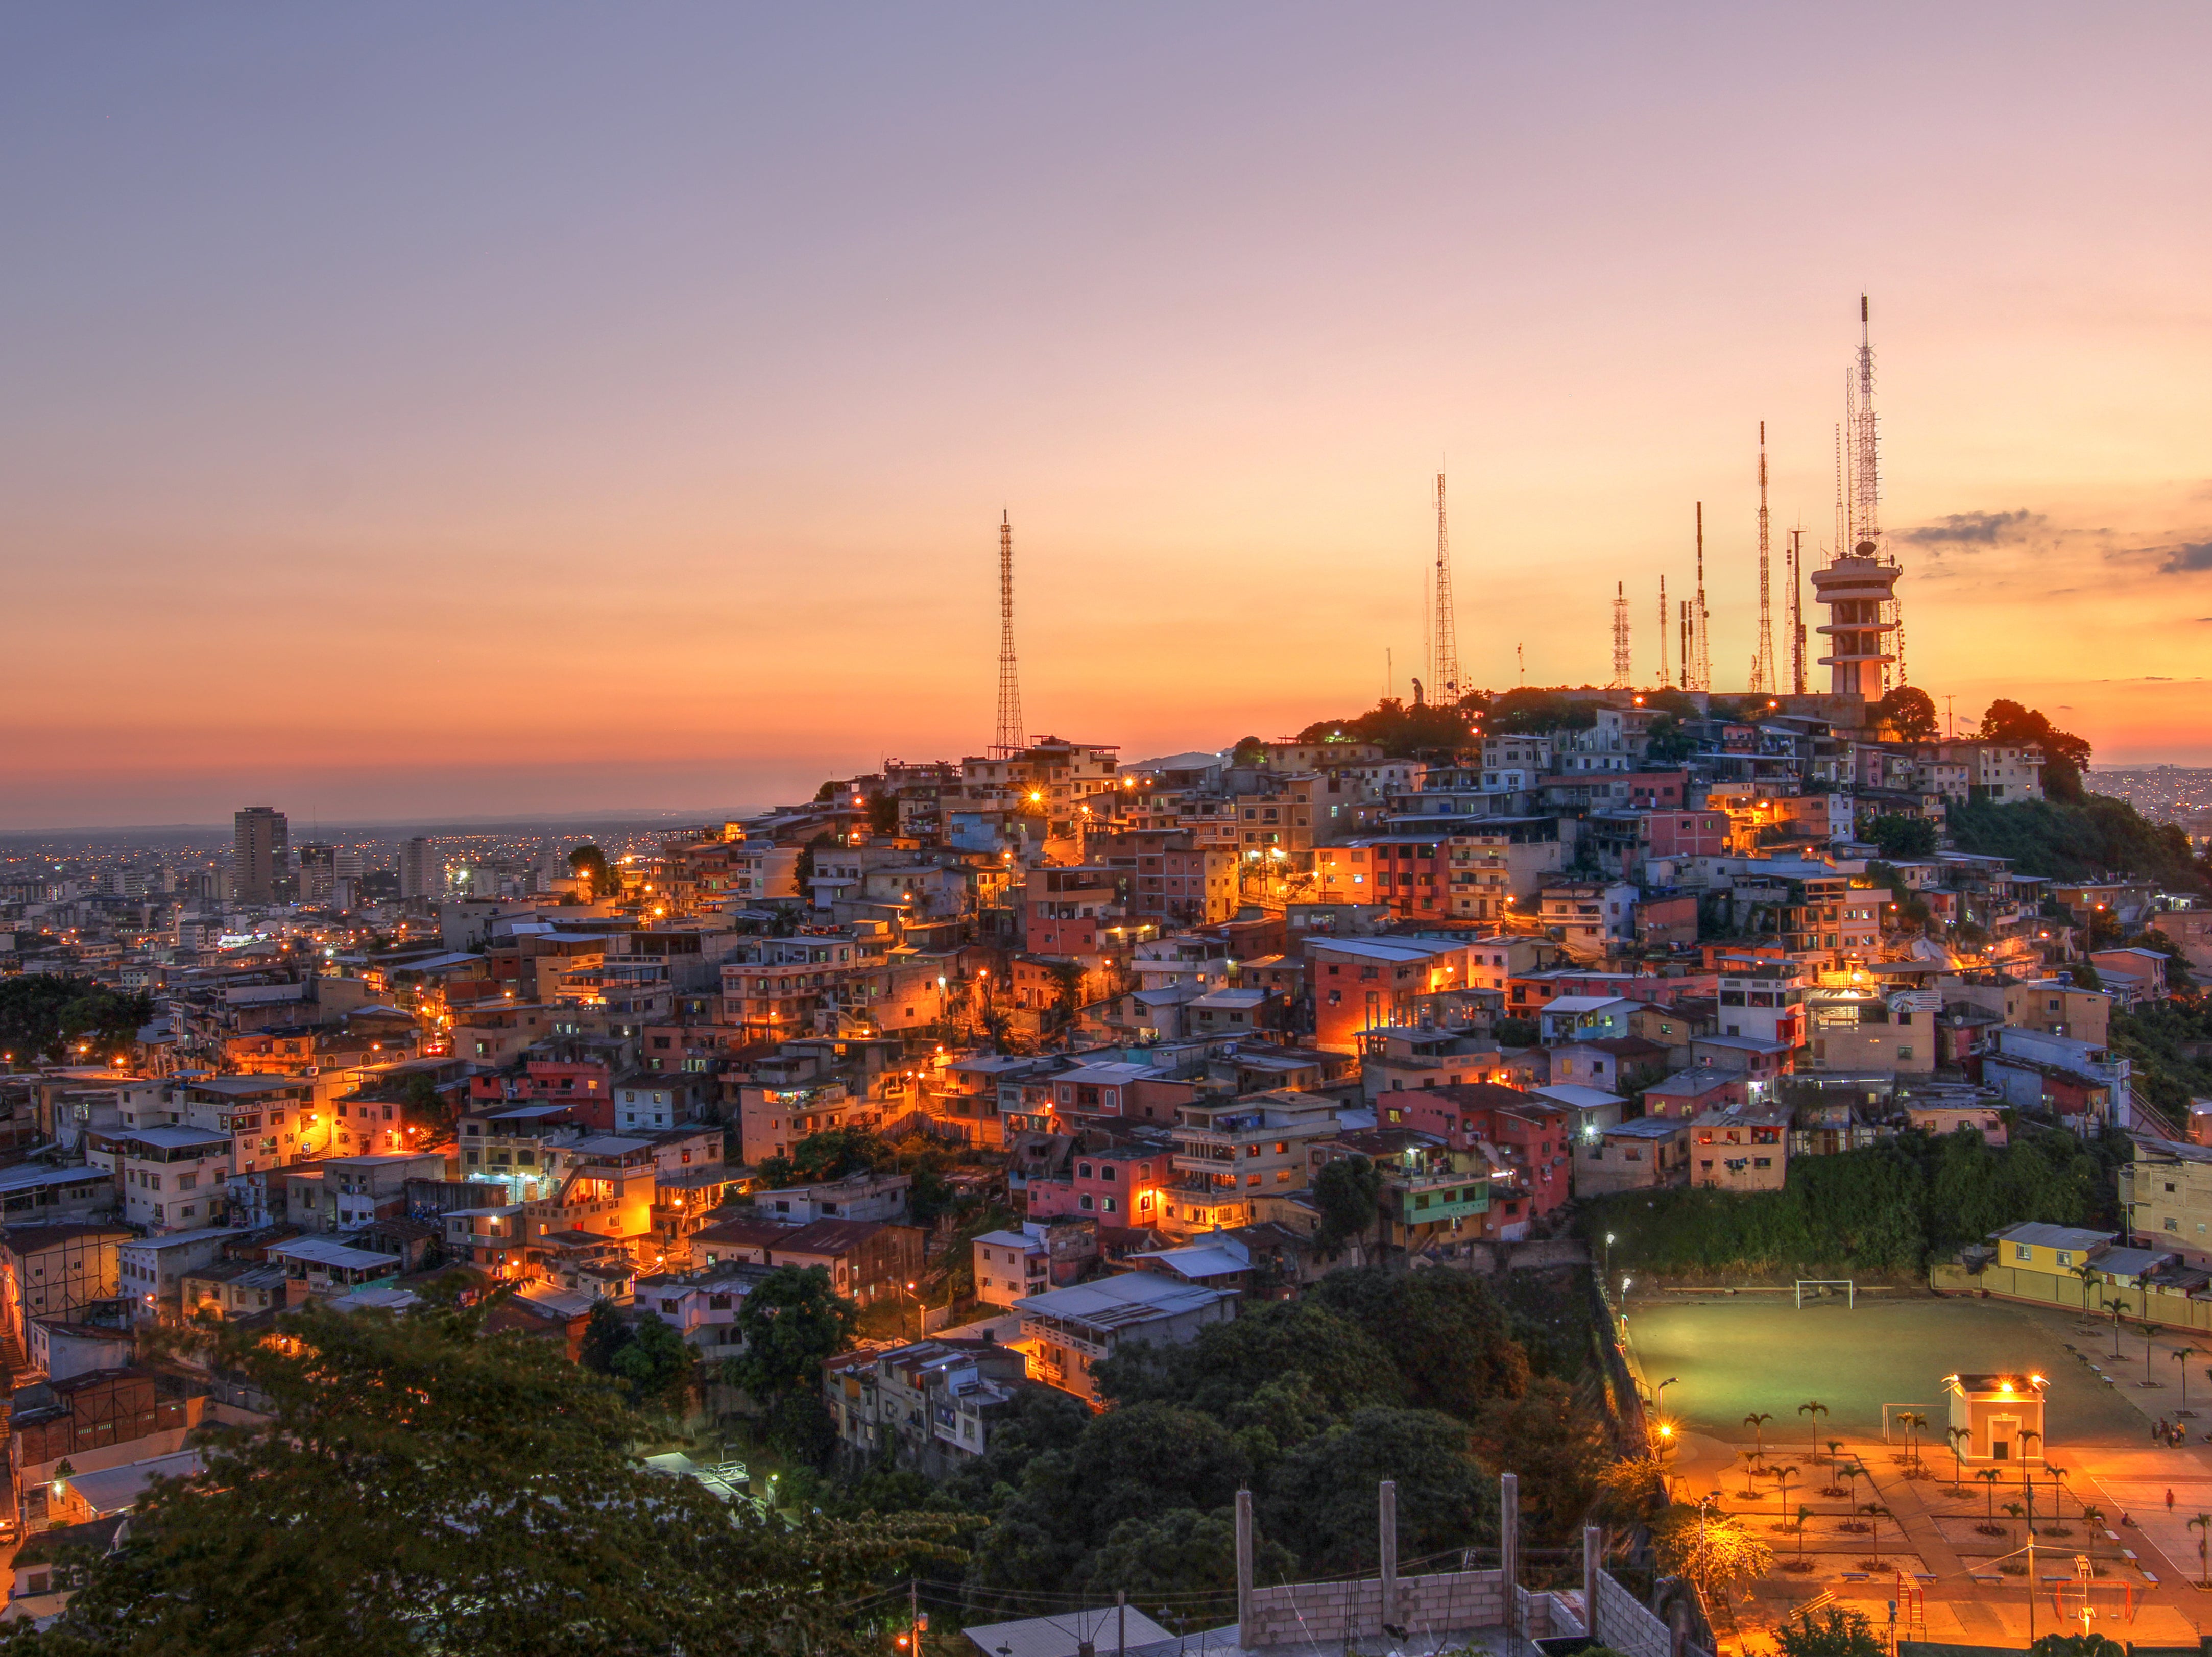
<box><xmin>1652</xmin><ymin>1504</ymin><xmax>1773</xmax><ymax>1600</ymax></box>
<box><xmin>578</xmin><ymin>1299</ymin><xmax>631</xmax><ymax>1374</ymax></box>
<box><xmin>1743</xmin><ymin>1410</ymin><xmax>1773</xmax><ymax>1463</ymax></box>
<box><xmin>1798</xmin><ymin>1399</ymin><xmax>1829</xmax><ymax>1464</ymax></box>
<box><xmin>1466</xmin><ymin>1378</ymin><xmax>1606</xmax><ymax>1543</ymax></box>
<box><xmin>1644</xmin><ymin>714</ymin><xmax>1697</xmax><ymax>765</ymax></box>
<box><xmin>729</xmin><ymin>1265</ymin><xmax>858</xmax><ymax>1403</ymax></box>
<box><xmin>1097</xmin><ymin>1299</ymin><xmax>1403</xmax><ymax>1422</ymax></box>
<box><xmin>1230</xmin><ymin>735</ymin><xmax>1269</xmax><ymax>768</ymax></box>
<box><xmin>5</xmin><ymin>1295</ymin><xmax>954</xmax><ymax>1656</ymax></box>
<box><xmin>0</xmin><ymin>974</ymin><xmax>153</xmax><ymax>1065</ymax></box>
<box><xmin>1874</xmin><ymin>686</ymin><xmax>1939</xmax><ymax>742</ymax></box>
<box><xmin>1776</xmin><ymin>1606</ymin><xmax>1886</xmax><ymax>1657</ymax></box>
<box><xmin>1493</xmin><ymin>1016</ymin><xmax>1540</xmax><ymax>1048</ymax></box>
<box><xmin>1867</xmin><ymin>814</ymin><xmax>1938</xmax><ymax>860</ymax></box>
<box><xmin>1264</xmin><ymin>1408</ymin><xmax>1493</xmax><ymax>1574</ymax></box>
<box><xmin>566</xmin><ymin>844</ymin><xmax>617</xmax><ymax>900</ymax></box>
<box><xmin>1311</xmin><ymin>1155</ymin><xmax>1384</xmax><ymax>1254</ymax></box>
<box><xmin>1980</xmin><ymin>699</ymin><xmax>2094</xmax><ymax>799</ymax></box>
<box><xmin>2137</xmin><ymin>929</ymin><xmax>2198</xmax><ymax>993</ymax></box>
<box><xmin>867</xmin><ymin>793</ymin><xmax>899</xmax><ymax>835</ymax></box>
<box><xmin>757</xmin><ymin>1126</ymin><xmax>888</xmax><ymax>1190</ymax></box>
<box><xmin>1079</xmin><ymin>1507</ymin><xmax>1292</xmax><ymax>1610</ymax></box>
<box><xmin>607</xmin><ymin>1314</ymin><xmax>697</xmax><ymax>1411</ymax></box>
<box><xmin>1309</xmin><ymin>1267</ymin><xmax>1530</xmax><ymax>1415</ymax></box>
<box><xmin>2029</xmin><ymin>1637</ymin><xmax>2127</xmax><ymax>1657</ymax></box>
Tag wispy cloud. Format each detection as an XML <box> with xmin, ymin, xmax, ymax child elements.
<box><xmin>2161</xmin><ymin>541</ymin><xmax>2212</xmax><ymax>573</ymax></box>
<box><xmin>1896</xmin><ymin>509</ymin><xmax>2043</xmax><ymax>547</ymax></box>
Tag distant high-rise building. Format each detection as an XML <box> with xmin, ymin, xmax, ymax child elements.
<box><xmin>297</xmin><ymin>843</ymin><xmax>336</xmax><ymax>904</ymax></box>
<box><xmin>400</xmin><ymin>836</ymin><xmax>439</xmax><ymax>901</ymax></box>
<box><xmin>232</xmin><ymin>807</ymin><xmax>289</xmax><ymax>905</ymax></box>
<box><xmin>333</xmin><ymin>847</ymin><xmax>365</xmax><ymax>881</ymax></box>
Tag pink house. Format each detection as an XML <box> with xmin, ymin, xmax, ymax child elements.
<box><xmin>1022</xmin><ymin>1144</ymin><xmax>1166</xmax><ymax>1232</ymax></box>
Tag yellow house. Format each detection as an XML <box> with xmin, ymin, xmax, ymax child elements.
<box><xmin>1990</xmin><ymin>1222</ymin><xmax>2115</xmax><ymax>1277</ymax></box>
<box><xmin>1944</xmin><ymin>1372</ymin><xmax>2047</xmax><ymax>1464</ymax></box>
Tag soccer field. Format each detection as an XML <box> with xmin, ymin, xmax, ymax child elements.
<box><xmin>1624</xmin><ymin>1291</ymin><xmax>2159</xmax><ymax>1447</ymax></box>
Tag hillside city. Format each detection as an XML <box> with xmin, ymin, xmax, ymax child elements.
<box><xmin>4</xmin><ymin>673</ymin><xmax>2212</xmax><ymax>1651</ymax></box>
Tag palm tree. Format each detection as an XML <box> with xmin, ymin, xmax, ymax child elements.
<box><xmin>1863</xmin><ymin>1504</ymin><xmax>1891</xmax><ymax>1565</ymax></box>
<box><xmin>1795</xmin><ymin>1502</ymin><xmax>1812</xmax><ymax>1564</ymax></box>
<box><xmin>1946</xmin><ymin>1425</ymin><xmax>1973</xmax><ymax>1492</ymax></box>
<box><xmin>2106</xmin><ymin>1297</ymin><xmax>2133</xmax><ymax>1357</ymax></box>
<box><xmin>1898</xmin><ymin>1410</ymin><xmax>1929</xmax><ymax>1471</ymax></box>
<box><xmin>1800</xmin><ymin>1400</ymin><xmax>1830</xmax><ymax>1465</ymax></box>
<box><xmin>2075</xmin><ymin>1258</ymin><xmax>2101</xmax><ymax>1312</ymax></box>
<box><xmin>1977</xmin><ymin>1467</ymin><xmax>2006</xmax><ymax>1526</ymax></box>
<box><xmin>2176</xmin><ymin>1348</ymin><xmax>2194</xmax><ymax>1415</ymax></box>
<box><xmin>2191</xmin><ymin>1513</ymin><xmax>2212</xmax><ymax>1588</ymax></box>
<box><xmin>1745</xmin><ymin>1411</ymin><xmax>1774</xmax><ymax>1465</ymax></box>
<box><xmin>1772</xmin><ymin>1464</ymin><xmax>1801</xmax><ymax>1520</ymax></box>
<box><xmin>2046</xmin><ymin>1466</ymin><xmax>2070</xmax><ymax>1525</ymax></box>
<box><xmin>1738</xmin><ymin>1448</ymin><xmax>1765</xmax><ymax>1497</ymax></box>
<box><xmin>2142</xmin><ymin>1323</ymin><xmax>2162</xmax><ymax>1387</ymax></box>
<box><xmin>1840</xmin><ymin>1461</ymin><xmax>1867</xmax><ymax>1509</ymax></box>
<box><xmin>2003</xmin><ymin>1500</ymin><xmax>2027</xmax><ymax>1549</ymax></box>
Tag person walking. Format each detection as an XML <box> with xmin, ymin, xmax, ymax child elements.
<box><xmin>2167</xmin><ymin>1487</ymin><xmax>2176</xmax><ymax>1513</ymax></box>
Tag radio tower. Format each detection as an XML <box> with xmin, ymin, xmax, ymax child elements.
<box><xmin>991</xmin><ymin>511</ymin><xmax>1023</xmax><ymax>757</ymax></box>
<box><xmin>1849</xmin><ymin>296</ymin><xmax>1881</xmax><ymax>555</ymax></box>
<box><xmin>1657</xmin><ymin>575</ymin><xmax>1669</xmax><ymax>687</ymax></box>
<box><xmin>1609</xmin><ymin>582</ymin><xmax>1631</xmax><ymax>689</ymax></box>
<box><xmin>1432</xmin><ymin>472</ymin><xmax>1460</xmax><ymax>701</ymax></box>
<box><xmin>1749</xmin><ymin>423</ymin><xmax>1777</xmax><ymax>695</ymax></box>
<box><xmin>1788</xmin><ymin>527</ymin><xmax>1808</xmax><ymax>694</ymax></box>
<box><xmin>1688</xmin><ymin>502</ymin><xmax>1712</xmax><ymax>691</ymax></box>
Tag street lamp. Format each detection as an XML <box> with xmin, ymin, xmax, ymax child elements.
<box><xmin>1604</xmin><ymin>1232</ymin><xmax>1616</xmax><ymax>1278</ymax></box>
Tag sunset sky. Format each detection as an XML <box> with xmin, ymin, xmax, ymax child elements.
<box><xmin>5</xmin><ymin>5</ymin><xmax>2209</xmax><ymax>828</ymax></box>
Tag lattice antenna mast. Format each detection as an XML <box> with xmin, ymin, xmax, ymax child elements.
<box><xmin>1850</xmin><ymin>295</ymin><xmax>1881</xmax><ymax>553</ymax></box>
<box><xmin>992</xmin><ymin>510</ymin><xmax>1024</xmax><ymax>757</ymax></box>
<box><xmin>1690</xmin><ymin>502</ymin><xmax>1712</xmax><ymax>691</ymax></box>
<box><xmin>1657</xmin><ymin>575</ymin><xmax>1669</xmax><ymax>688</ymax></box>
<box><xmin>1433</xmin><ymin>472</ymin><xmax>1460</xmax><ymax>701</ymax></box>
<box><xmin>1833</xmin><ymin>419</ymin><xmax>1846</xmax><ymax>563</ymax></box>
<box><xmin>1788</xmin><ymin>527</ymin><xmax>1808</xmax><ymax>694</ymax></box>
<box><xmin>1610</xmin><ymin>582</ymin><xmax>1631</xmax><ymax>689</ymax></box>
<box><xmin>1750</xmin><ymin>422</ymin><xmax>1777</xmax><ymax>694</ymax></box>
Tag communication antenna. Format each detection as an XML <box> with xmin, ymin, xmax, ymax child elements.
<box><xmin>1610</xmin><ymin>582</ymin><xmax>1631</xmax><ymax>689</ymax></box>
<box><xmin>1788</xmin><ymin>527</ymin><xmax>1808</xmax><ymax>695</ymax></box>
<box><xmin>991</xmin><ymin>511</ymin><xmax>1023</xmax><ymax>757</ymax></box>
<box><xmin>1433</xmin><ymin>472</ymin><xmax>1461</xmax><ymax>700</ymax></box>
<box><xmin>1750</xmin><ymin>423</ymin><xmax>1777</xmax><ymax>695</ymax></box>
<box><xmin>1657</xmin><ymin>574</ymin><xmax>1669</xmax><ymax>688</ymax></box>
<box><xmin>1689</xmin><ymin>503</ymin><xmax>1712</xmax><ymax>691</ymax></box>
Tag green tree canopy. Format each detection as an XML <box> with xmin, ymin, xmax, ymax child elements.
<box><xmin>566</xmin><ymin>843</ymin><xmax>617</xmax><ymax>898</ymax></box>
<box><xmin>1308</xmin><ymin>1267</ymin><xmax>1530</xmax><ymax>1415</ymax></box>
<box><xmin>0</xmin><ymin>975</ymin><xmax>152</xmax><ymax>1065</ymax></box>
<box><xmin>729</xmin><ymin>1264</ymin><xmax>857</xmax><ymax>1402</ymax></box>
<box><xmin>1873</xmin><ymin>685</ymin><xmax>1939</xmax><ymax>742</ymax></box>
<box><xmin>1980</xmin><ymin>699</ymin><xmax>2093</xmax><ymax>799</ymax></box>
<box><xmin>1262</xmin><ymin>1408</ymin><xmax>1493</xmax><ymax>1574</ymax></box>
<box><xmin>1078</xmin><ymin>1507</ymin><xmax>1294</xmax><ymax>1609</ymax></box>
<box><xmin>1866</xmin><ymin>814</ymin><xmax>1938</xmax><ymax>860</ymax></box>
<box><xmin>1776</xmin><ymin>1606</ymin><xmax>1887</xmax><ymax>1657</ymax></box>
<box><xmin>6</xmin><ymin>1295</ymin><xmax>952</xmax><ymax>1657</ymax></box>
<box><xmin>1310</xmin><ymin>1155</ymin><xmax>1383</xmax><ymax>1253</ymax></box>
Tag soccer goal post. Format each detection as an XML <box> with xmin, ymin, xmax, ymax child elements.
<box><xmin>1796</xmin><ymin>1279</ymin><xmax>1855</xmax><ymax>1308</ymax></box>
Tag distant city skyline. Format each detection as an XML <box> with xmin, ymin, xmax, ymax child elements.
<box><xmin>6</xmin><ymin>6</ymin><xmax>2209</xmax><ymax>828</ymax></box>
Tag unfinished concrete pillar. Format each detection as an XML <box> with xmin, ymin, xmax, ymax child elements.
<box><xmin>1583</xmin><ymin>1525</ymin><xmax>1602</xmax><ymax>1642</ymax></box>
<box><xmin>1379</xmin><ymin>1478</ymin><xmax>1399</xmax><ymax>1632</ymax></box>
<box><xmin>1236</xmin><ymin>1487</ymin><xmax>1254</xmax><ymax>1640</ymax></box>
<box><xmin>1500</xmin><ymin>1472</ymin><xmax>1521</xmax><ymax>1648</ymax></box>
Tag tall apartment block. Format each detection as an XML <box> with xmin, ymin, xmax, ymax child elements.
<box><xmin>232</xmin><ymin>806</ymin><xmax>289</xmax><ymax>905</ymax></box>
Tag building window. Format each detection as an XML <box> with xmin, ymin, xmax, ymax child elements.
<box><xmin>2014</xmin><ymin>1244</ymin><xmax>2033</xmax><ymax>1262</ymax></box>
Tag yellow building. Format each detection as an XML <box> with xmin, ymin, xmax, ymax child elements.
<box><xmin>1944</xmin><ymin>1371</ymin><xmax>2047</xmax><ymax>1464</ymax></box>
